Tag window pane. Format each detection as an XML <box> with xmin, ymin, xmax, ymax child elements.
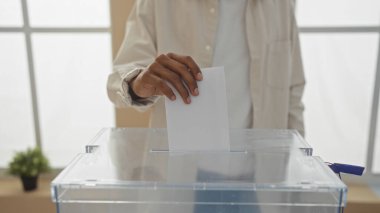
<box><xmin>0</xmin><ymin>0</ymin><xmax>23</xmax><ymax>27</ymax></box>
<box><xmin>300</xmin><ymin>33</ymin><xmax>378</xmax><ymax>166</ymax></box>
<box><xmin>32</xmin><ymin>33</ymin><xmax>114</xmax><ymax>167</ymax></box>
<box><xmin>27</xmin><ymin>0</ymin><xmax>110</xmax><ymax>27</ymax></box>
<box><xmin>0</xmin><ymin>33</ymin><xmax>35</xmax><ymax>167</ymax></box>
<box><xmin>297</xmin><ymin>0</ymin><xmax>380</xmax><ymax>26</ymax></box>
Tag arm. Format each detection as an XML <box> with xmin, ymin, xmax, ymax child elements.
<box><xmin>107</xmin><ymin>0</ymin><xmax>158</xmax><ymax>111</ymax></box>
<box><xmin>107</xmin><ymin>0</ymin><xmax>202</xmax><ymax>111</ymax></box>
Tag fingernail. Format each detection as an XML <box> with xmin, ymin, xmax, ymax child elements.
<box><xmin>197</xmin><ymin>73</ymin><xmax>203</xmax><ymax>80</ymax></box>
<box><xmin>170</xmin><ymin>95</ymin><xmax>176</xmax><ymax>101</ymax></box>
<box><xmin>194</xmin><ymin>88</ymin><xmax>199</xmax><ymax>96</ymax></box>
<box><xmin>186</xmin><ymin>97</ymin><xmax>191</xmax><ymax>104</ymax></box>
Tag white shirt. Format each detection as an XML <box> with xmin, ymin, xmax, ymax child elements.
<box><xmin>212</xmin><ymin>0</ymin><xmax>252</xmax><ymax>128</ymax></box>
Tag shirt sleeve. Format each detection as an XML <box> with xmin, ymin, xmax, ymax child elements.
<box><xmin>106</xmin><ymin>0</ymin><xmax>158</xmax><ymax>111</ymax></box>
<box><xmin>287</xmin><ymin>1</ymin><xmax>306</xmax><ymax>136</ymax></box>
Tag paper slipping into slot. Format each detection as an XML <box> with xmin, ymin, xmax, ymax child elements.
<box><xmin>165</xmin><ymin>66</ymin><xmax>230</xmax><ymax>151</ymax></box>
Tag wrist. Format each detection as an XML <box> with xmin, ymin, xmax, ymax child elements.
<box><xmin>128</xmin><ymin>78</ymin><xmax>143</xmax><ymax>100</ymax></box>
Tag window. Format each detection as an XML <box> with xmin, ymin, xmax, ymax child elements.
<box><xmin>27</xmin><ymin>0</ymin><xmax>110</xmax><ymax>27</ymax></box>
<box><xmin>32</xmin><ymin>33</ymin><xmax>113</xmax><ymax>167</ymax></box>
<box><xmin>0</xmin><ymin>0</ymin><xmax>114</xmax><ymax>168</ymax></box>
<box><xmin>297</xmin><ymin>0</ymin><xmax>380</xmax><ymax>26</ymax></box>
<box><xmin>0</xmin><ymin>33</ymin><xmax>35</xmax><ymax>167</ymax></box>
<box><xmin>297</xmin><ymin>0</ymin><xmax>380</xmax><ymax>175</ymax></box>
<box><xmin>0</xmin><ymin>0</ymin><xmax>23</xmax><ymax>27</ymax></box>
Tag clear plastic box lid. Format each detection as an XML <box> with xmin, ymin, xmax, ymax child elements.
<box><xmin>51</xmin><ymin>128</ymin><xmax>346</xmax><ymax>208</ymax></box>
<box><xmin>84</xmin><ymin>128</ymin><xmax>313</xmax><ymax>155</ymax></box>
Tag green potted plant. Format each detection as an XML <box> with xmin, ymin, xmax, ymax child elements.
<box><xmin>8</xmin><ymin>147</ymin><xmax>51</xmax><ymax>191</ymax></box>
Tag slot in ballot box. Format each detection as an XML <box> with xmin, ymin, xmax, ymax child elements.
<box><xmin>51</xmin><ymin>128</ymin><xmax>346</xmax><ymax>213</ymax></box>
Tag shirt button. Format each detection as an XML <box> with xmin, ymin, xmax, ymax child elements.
<box><xmin>205</xmin><ymin>45</ymin><xmax>211</xmax><ymax>51</ymax></box>
<box><xmin>209</xmin><ymin>8</ymin><xmax>215</xmax><ymax>14</ymax></box>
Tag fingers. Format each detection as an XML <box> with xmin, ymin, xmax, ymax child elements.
<box><xmin>167</xmin><ymin>52</ymin><xmax>203</xmax><ymax>81</ymax></box>
<box><xmin>140</xmin><ymin>72</ymin><xmax>176</xmax><ymax>101</ymax></box>
<box><xmin>137</xmin><ymin>53</ymin><xmax>201</xmax><ymax>104</ymax></box>
<box><xmin>150</xmin><ymin>62</ymin><xmax>191</xmax><ymax>104</ymax></box>
<box><xmin>156</xmin><ymin>54</ymin><xmax>199</xmax><ymax>96</ymax></box>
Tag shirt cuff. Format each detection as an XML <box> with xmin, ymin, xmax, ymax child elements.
<box><xmin>119</xmin><ymin>68</ymin><xmax>159</xmax><ymax>110</ymax></box>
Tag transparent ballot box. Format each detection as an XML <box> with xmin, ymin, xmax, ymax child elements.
<box><xmin>51</xmin><ymin>128</ymin><xmax>346</xmax><ymax>213</ymax></box>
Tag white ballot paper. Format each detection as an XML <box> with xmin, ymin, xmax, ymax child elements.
<box><xmin>165</xmin><ymin>66</ymin><xmax>230</xmax><ymax>151</ymax></box>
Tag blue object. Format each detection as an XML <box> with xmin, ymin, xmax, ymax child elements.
<box><xmin>328</xmin><ymin>163</ymin><xmax>365</xmax><ymax>176</ymax></box>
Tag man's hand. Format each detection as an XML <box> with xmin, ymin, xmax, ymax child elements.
<box><xmin>130</xmin><ymin>53</ymin><xmax>203</xmax><ymax>104</ymax></box>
